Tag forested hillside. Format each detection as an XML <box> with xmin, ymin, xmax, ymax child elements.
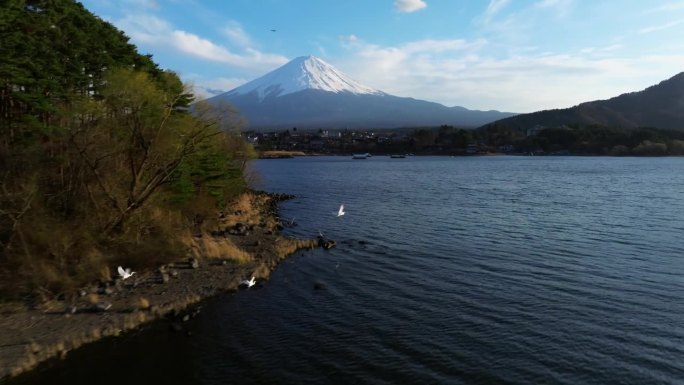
<box><xmin>0</xmin><ymin>0</ymin><xmax>252</xmax><ymax>299</ymax></box>
<box><xmin>482</xmin><ymin>72</ymin><xmax>684</xmax><ymax>132</ymax></box>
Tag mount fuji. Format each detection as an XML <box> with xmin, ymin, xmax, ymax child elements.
<box><xmin>206</xmin><ymin>56</ymin><xmax>516</xmax><ymax>130</ymax></box>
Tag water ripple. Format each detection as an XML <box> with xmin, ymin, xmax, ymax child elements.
<box><xmin>17</xmin><ymin>156</ymin><xmax>684</xmax><ymax>385</ymax></box>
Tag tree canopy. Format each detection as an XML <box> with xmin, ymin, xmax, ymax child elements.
<box><xmin>0</xmin><ymin>0</ymin><xmax>253</xmax><ymax>298</ymax></box>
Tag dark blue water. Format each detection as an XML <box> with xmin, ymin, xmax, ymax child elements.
<box><xmin>13</xmin><ymin>156</ymin><xmax>684</xmax><ymax>384</ymax></box>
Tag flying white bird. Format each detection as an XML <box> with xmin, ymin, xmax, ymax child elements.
<box><xmin>240</xmin><ymin>276</ymin><xmax>256</xmax><ymax>288</ymax></box>
<box><xmin>336</xmin><ymin>204</ymin><xmax>345</xmax><ymax>217</ymax></box>
<box><xmin>117</xmin><ymin>266</ymin><xmax>135</xmax><ymax>280</ymax></box>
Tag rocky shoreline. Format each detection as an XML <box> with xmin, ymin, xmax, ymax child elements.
<box><xmin>0</xmin><ymin>191</ymin><xmax>329</xmax><ymax>381</ymax></box>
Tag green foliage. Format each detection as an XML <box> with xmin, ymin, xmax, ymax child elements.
<box><xmin>633</xmin><ymin>140</ymin><xmax>668</xmax><ymax>156</ymax></box>
<box><xmin>0</xmin><ymin>0</ymin><xmax>161</xmax><ymax>135</ymax></box>
<box><xmin>400</xmin><ymin>126</ymin><xmax>473</xmax><ymax>153</ymax></box>
<box><xmin>669</xmin><ymin>140</ymin><xmax>684</xmax><ymax>155</ymax></box>
<box><xmin>167</xmin><ymin>131</ymin><xmax>249</xmax><ymax>207</ymax></box>
<box><xmin>529</xmin><ymin>125</ymin><xmax>684</xmax><ymax>155</ymax></box>
<box><xmin>472</xmin><ymin>122</ymin><xmax>684</xmax><ymax>155</ymax></box>
<box><xmin>609</xmin><ymin>145</ymin><xmax>630</xmax><ymax>156</ymax></box>
<box><xmin>0</xmin><ymin>1</ymin><xmax>252</xmax><ymax>299</ymax></box>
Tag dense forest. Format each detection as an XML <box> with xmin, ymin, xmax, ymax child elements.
<box><xmin>0</xmin><ymin>0</ymin><xmax>253</xmax><ymax>299</ymax></box>
<box><xmin>477</xmin><ymin>124</ymin><xmax>684</xmax><ymax>155</ymax></box>
<box><xmin>479</xmin><ymin>72</ymin><xmax>684</xmax><ymax>132</ymax></box>
<box><xmin>406</xmin><ymin>124</ymin><xmax>684</xmax><ymax>155</ymax></box>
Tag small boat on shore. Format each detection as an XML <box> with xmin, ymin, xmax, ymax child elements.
<box><xmin>390</xmin><ymin>154</ymin><xmax>406</xmax><ymax>158</ymax></box>
<box><xmin>352</xmin><ymin>153</ymin><xmax>371</xmax><ymax>159</ymax></box>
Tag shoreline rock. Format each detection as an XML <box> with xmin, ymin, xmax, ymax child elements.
<box><xmin>0</xmin><ymin>190</ymin><xmax>322</xmax><ymax>381</ymax></box>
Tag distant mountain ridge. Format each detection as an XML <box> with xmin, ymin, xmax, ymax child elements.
<box><xmin>207</xmin><ymin>56</ymin><xmax>516</xmax><ymax>130</ymax></box>
<box><xmin>483</xmin><ymin>72</ymin><xmax>684</xmax><ymax>131</ymax></box>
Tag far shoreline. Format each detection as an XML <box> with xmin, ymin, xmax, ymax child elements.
<box><xmin>257</xmin><ymin>151</ymin><xmax>683</xmax><ymax>158</ymax></box>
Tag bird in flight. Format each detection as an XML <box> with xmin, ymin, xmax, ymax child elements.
<box><xmin>270</xmin><ymin>29</ymin><xmax>277</xmax><ymax>32</ymax></box>
<box><xmin>240</xmin><ymin>276</ymin><xmax>256</xmax><ymax>288</ymax></box>
<box><xmin>118</xmin><ymin>266</ymin><xmax>135</xmax><ymax>280</ymax></box>
<box><xmin>336</xmin><ymin>204</ymin><xmax>345</xmax><ymax>217</ymax></box>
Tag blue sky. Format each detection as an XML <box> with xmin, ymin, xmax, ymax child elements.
<box><xmin>81</xmin><ymin>0</ymin><xmax>684</xmax><ymax>112</ymax></box>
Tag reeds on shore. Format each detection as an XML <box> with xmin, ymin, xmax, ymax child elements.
<box><xmin>0</xmin><ymin>189</ymin><xmax>325</xmax><ymax>381</ymax></box>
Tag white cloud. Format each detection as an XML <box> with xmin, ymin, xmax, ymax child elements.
<box><xmin>534</xmin><ymin>0</ymin><xmax>567</xmax><ymax>8</ymax></box>
<box><xmin>339</xmin><ymin>36</ymin><xmax>684</xmax><ymax>112</ymax></box>
<box><xmin>478</xmin><ymin>0</ymin><xmax>574</xmax><ymax>38</ymax></box>
<box><xmin>401</xmin><ymin>39</ymin><xmax>485</xmax><ymax>53</ymax></box>
<box><xmin>644</xmin><ymin>1</ymin><xmax>684</xmax><ymax>13</ymax></box>
<box><xmin>172</xmin><ymin>30</ymin><xmax>239</xmax><ymax>62</ymax></box>
<box><xmin>580</xmin><ymin>44</ymin><xmax>623</xmax><ymax>55</ymax></box>
<box><xmin>533</xmin><ymin>0</ymin><xmax>573</xmax><ymax>17</ymax></box>
<box><xmin>123</xmin><ymin>0</ymin><xmax>159</xmax><ymax>9</ymax></box>
<box><xmin>189</xmin><ymin>77</ymin><xmax>248</xmax><ymax>100</ymax></box>
<box><xmin>638</xmin><ymin>19</ymin><xmax>684</xmax><ymax>34</ymax></box>
<box><xmin>483</xmin><ymin>0</ymin><xmax>510</xmax><ymax>22</ymax></box>
<box><xmin>339</xmin><ymin>34</ymin><xmax>359</xmax><ymax>44</ymax></box>
<box><xmin>118</xmin><ymin>14</ymin><xmax>172</xmax><ymax>43</ymax></box>
<box><xmin>107</xmin><ymin>1</ymin><xmax>684</xmax><ymax>114</ymax></box>
<box><xmin>115</xmin><ymin>14</ymin><xmax>287</xmax><ymax>70</ymax></box>
<box><xmin>170</xmin><ymin>29</ymin><xmax>286</xmax><ymax>68</ymax></box>
<box><xmin>394</xmin><ymin>0</ymin><xmax>427</xmax><ymax>13</ymax></box>
<box><xmin>222</xmin><ymin>21</ymin><xmax>252</xmax><ymax>48</ymax></box>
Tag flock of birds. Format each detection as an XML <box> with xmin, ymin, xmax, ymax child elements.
<box><xmin>116</xmin><ymin>204</ymin><xmax>347</xmax><ymax>289</ymax></box>
<box><xmin>242</xmin><ymin>203</ymin><xmax>346</xmax><ymax>289</ymax></box>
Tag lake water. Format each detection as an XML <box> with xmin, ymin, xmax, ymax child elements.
<box><xmin>12</xmin><ymin>156</ymin><xmax>684</xmax><ymax>384</ymax></box>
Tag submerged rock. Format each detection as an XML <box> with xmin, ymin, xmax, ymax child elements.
<box><xmin>92</xmin><ymin>302</ymin><xmax>112</xmax><ymax>312</ymax></box>
<box><xmin>169</xmin><ymin>322</ymin><xmax>183</xmax><ymax>333</ymax></box>
<box><xmin>228</xmin><ymin>222</ymin><xmax>250</xmax><ymax>236</ymax></box>
<box><xmin>320</xmin><ymin>239</ymin><xmax>336</xmax><ymax>249</ymax></box>
<box><xmin>188</xmin><ymin>257</ymin><xmax>200</xmax><ymax>269</ymax></box>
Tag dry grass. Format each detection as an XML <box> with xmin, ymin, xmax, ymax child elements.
<box><xmin>0</xmin><ymin>199</ymin><xmax>190</xmax><ymax>301</ymax></box>
<box><xmin>0</xmin><ymin>189</ymin><xmax>296</xmax><ymax>302</ymax></box>
<box><xmin>0</xmin><ymin>301</ymin><xmax>27</xmax><ymax>315</ymax></box>
<box><xmin>261</xmin><ymin>215</ymin><xmax>280</xmax><ymax>233</ymax></box>
<box><xmin>136</xmin><ymin>297</ymin><xmax>150</xmax><ymax>310</ymax></box>
<box><xmin>1</xmin><ymin>188</ymin><xmax>326</xmax><ymax>380</ymax></box>
<box><xmin>275</xmin><ymin>238</ymin><xmax>319</xmax><ymax>258</ymax></box>
<box><xmin>218</xmin><ymin>192</ymin><xmax>279</xmax><ymax>231</ymax></box>
<box><xmin>183</xmin><ymin>191</ymin><xmax>309</xmax><ymax>264</ymax></box>
<box><xmin>260</xmin><ymin>150</ymin><xmax>306</xmax><ymax>158</ymax></box>
<box><xmin>98</xmin><ymin>266</ymin><xmax>111</xmax><ymax>282</ymax></box>
<box><xmin>34</xmin><ymin>300</ymin><xmax>64</xmax><ymax>313</ymax></box>
<box><xmin>222</xmin><ymin>193</ymin><xmax>260</xmax><ymax>227</ymax></box>
<box><xmin>85</xmin><ymin>294</ymin><xmax>99</xmax><ymax>305</ymax></box>
<box><xmin>186</xmin><ymin>236</ymin><xmax>252</xmax><ymax>263</ymax></box>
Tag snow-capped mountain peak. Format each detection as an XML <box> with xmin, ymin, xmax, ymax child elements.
<box><xmin>226</xmin><ymin>55</ymin><xmax>384</xmax><ymax>100</ymax></box>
